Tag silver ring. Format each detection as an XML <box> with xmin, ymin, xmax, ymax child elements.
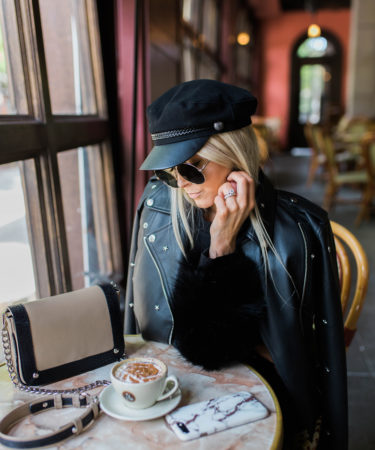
<box><xmin>224</xmin><ymin>189</ymin><xmax>236</xmax><ymax>200</ymax></box>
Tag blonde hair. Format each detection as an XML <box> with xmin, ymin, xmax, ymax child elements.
<box><xmin>169</xmin><ymin>125</ymin><xmax>296</xmax><ymax>298</ymax></box>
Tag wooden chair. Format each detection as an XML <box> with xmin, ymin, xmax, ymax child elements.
<box><xmin>304</xmin><ymin>123</ymin><xmax>326</xmax><ymax>186</ymax></box>
<box><xmin>304</xmin><ymin>123</ymin><xmax>358</xmax><ymax>187</ymax></box>
<box><xmin>317</xmin><ymin>128</ymin><xmax>375</xmax><ymax>225</ymax></box>
<box><xmin>334</xmin><ymin>116</ymin><xmax>375</xmax><ymax>154</ymax></box>
<box><xmin>331</xmin><ymin>221</ymin><xmax>369</xmax><ymax>348</ymax></box>
<box><xmin>357</xmin><ymin>132</ymin><xmax>375</xmax><ymax>222</ymax></box>
<box><xmin>253</xmin><ymin>126</ymin><xmax>269</xmax><ymax>167</ymax></box>
<box><xmin>252</xmin><ymin>116</ymin><xmax>281</xmax><ymax>154</ymax></box>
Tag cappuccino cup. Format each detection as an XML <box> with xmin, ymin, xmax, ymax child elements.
<box><xmin>111</xmin><ymin>357</ymin><xmax>179</xmax><ymax>409</ymax></box>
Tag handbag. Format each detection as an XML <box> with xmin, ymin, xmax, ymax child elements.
<box><xmin>1</xmin><ymin>283</ymin><xmax>125</xmax><ymax>390</ymax></box>
<box><xmin>0</xmin><ymin>283</ymin><xmax>126</xmax><ymax>448</ymax></box>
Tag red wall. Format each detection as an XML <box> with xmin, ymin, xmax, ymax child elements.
<box><xmin>259</xmin><ymin>9</ymin><xmax>351</xmax><ymax>149</ymax></box>
<box><xmin>116</xmin><ymin>0</ymin><xmax>151</xmax><ymax>246</ymax></box>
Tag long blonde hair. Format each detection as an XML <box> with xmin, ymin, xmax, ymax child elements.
<box><xmin>169</xmin><ymin>125</ymin><xmax>296</xmax><ymax>297</ymax></box>
<box><xmin>171</xmin><ymin>125</ymin><xmax>264</xmax><ymax>261</ymax></box>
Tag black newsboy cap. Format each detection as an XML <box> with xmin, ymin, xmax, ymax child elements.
<box><xmin>140</xmin><ymin>79</ymin><xmax>257</xmax><ymax>170</ymax></box>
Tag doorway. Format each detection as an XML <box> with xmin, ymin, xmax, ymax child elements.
<box><xmin>288</xmin><ymin>30</ymin><xmax>342</xmax><ymax>149</ymax></box>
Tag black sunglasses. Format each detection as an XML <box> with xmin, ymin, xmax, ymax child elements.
<box><xmin>154</xmin><ymin>160</ymin><xmax>209</xmax><ymax>188</ymax></box>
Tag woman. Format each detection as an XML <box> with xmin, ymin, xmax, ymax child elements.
<box><xmin>124</xmin><ymin>80</ymin><xmax>347</xmax><ymax>449</ymax></box>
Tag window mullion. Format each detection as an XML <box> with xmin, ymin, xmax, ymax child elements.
<box><xmin>29</xmin><ymin>0</ymin><xmax>51</xmax><ymax>120</ymax></box>
<box><xmin>38</xmin><ymin>150</ymin><xmax>72</xmax><ymax>294</ymax></box>
<box><xmin>50</xmin><ymin>117</ymin><xmax>109</xmax><ymax>151</ymax></box>
<box><xmin>14</xmin><ymin>0</ymin><xmax>34</xmax><ymax>116</ymax></box>
<box><xmin>86</xmin><ymin>0</ymin><xmax>107</xmax><ymax>117</ymax></box>
<box><xmin>21</xmin><ymin>158</ymin><xmax>52</xmax><ymax>298</ymax></box>
<box><xmin>29</xmin><ymin>0</ymin><xmax>73</xmax><ymax>294</ymax></box>
<box><xmin>0</xmin><ymin>122</ymin><xmax>46</xmax><ymax>164</ymax></box>
<box><xmin>100</xmin><ymin>141</ymin><xmax>124</xmax><ymax>282</ymax></box>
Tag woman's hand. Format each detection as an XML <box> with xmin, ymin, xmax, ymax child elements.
<box><xmin>209</xmin><ymin>171</ymin><xmax>255</xmax><ymax>258</ymax></box>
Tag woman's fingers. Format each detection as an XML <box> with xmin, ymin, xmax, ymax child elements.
<box><xmin>227</xmin><ymin>170</ymin><xmax>252</xmax><ymax>183</ymax></box>
<box><xmin>217</xmin><ymin>181</ymin><xmax>238</xmax><ymax>212</ymax></box>
<box><xmin>217</xmin><ymin>181</ymin><xmax>235</xmax><ymax>198</ymax></box>
<box><xmin>210</xmin><ymin>172</ymin><xmax>255</xmax><ymax>258</ymax></box>
<box><xmin>214</xmin><ymin>195</ymin><xmax>228</xmax><ymax>217</ymax></box>
<box><xmin>216</xmin><ymin>171</ymin><xmax>255</xmax><ymax>218</ymax></box>
<box><xmin>226</xmin><ymin>171</ymin><xmax>253</xmax><ymax>211</ymax></box>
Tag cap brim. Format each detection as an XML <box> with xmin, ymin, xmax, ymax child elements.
<box><xmin>140</xmin><ymin>137</ymin><xmax>209</xmax><ymax>170</ymax></box>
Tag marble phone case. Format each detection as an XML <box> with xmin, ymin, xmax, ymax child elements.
<box><xmin>165</xmin><ymin>391</ymin><xmax>269</xmax><ymax>441</ymax></box>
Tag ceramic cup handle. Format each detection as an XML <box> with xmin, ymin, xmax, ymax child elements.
<box><xmin>157</xmin><ymin>375</ymin><xmax>179</xmax><ymax>402</ymax></box>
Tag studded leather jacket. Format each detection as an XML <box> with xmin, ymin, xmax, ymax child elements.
<box><xmin>124</xmin><ymin>171</ymin><xmax>347</xmax><ymax>449</ymax></box>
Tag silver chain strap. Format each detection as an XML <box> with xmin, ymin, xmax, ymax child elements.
<box><xmin>2</xmin><ymin>317</ymin><xmax>112</xmax><ymax>396</ymax></box>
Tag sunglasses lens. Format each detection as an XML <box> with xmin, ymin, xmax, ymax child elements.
<box><xmin>154</xmin><ymin>170</ymin><xmax>178</xmax><ymax>187</ymax></box>
<box><xmin>177</xmin><ymin>164</ymin><xmax>205</xmax><ymax>184</ymax></box>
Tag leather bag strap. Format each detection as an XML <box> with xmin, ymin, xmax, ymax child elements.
<box><xmin>0</xmin><ymin>394</ymin><xmax>100</xmax><ymax>448</ymax></box>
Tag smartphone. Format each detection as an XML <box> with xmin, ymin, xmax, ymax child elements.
<box><xmin>165</xmin><ymin>391</ymin><xmax>269</xmax><ymax>441</ymax></box>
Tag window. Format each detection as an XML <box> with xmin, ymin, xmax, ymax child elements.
<box><xmin>297</xmin><ymin>37</ymin><xmax>335</xmax><ymax>59</ymax></box>
<box><xmin>0</xmin><ymin>161</ymin><xmax>37</xmax><ymax>305</ymax></box>
<box><xmin>181</xmin><ymin>0</ymin><xmax>221</xmax><ymax>81</ymax></box>
<box><xmin>39</xmin><ymin>0</ymin><xmax>98</xmax><ymax>114</ymax></box>
<box><xmin>0</xmin><ymin>0</ymin><xmax>122</xmax><ymax>315</ymax></box>
<box><xmin>0</xmin><ymin>0</ymin><xmax>28</xmax><ymax>114</ymax></box>
<box><xmin>295</xmin><ymin>35</ymin><xmax>338</xmax><ymax>125</ymax></box>
<box><xmin>299</xmin><ymin>64</ymin><xmax>332</xmax><ymax>124</ymax></box>
<box><xmin>234</xmin><ymin>9</ymin><xmax>254</xmax><ymax>90</ymax></box>
<box><xmin>289</xmin><ymin>30</ymin><xmax>342</xmax><ymax>148</ymax></box>
<box><xmin>58</xmin><ymin>145</ymin><xmax>119</xmax><ymax>290</ymax></box>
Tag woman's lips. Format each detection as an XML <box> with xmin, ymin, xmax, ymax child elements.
<box><xmin>186</xmin><ymin>191</ymin><xmax>201</xmax><ymax>199</ymax></box>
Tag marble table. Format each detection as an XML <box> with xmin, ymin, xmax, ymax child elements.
<box><xmin>0</xmin><ymin>335</ymin><xmax>283</xmax><ymax>449</ymax></box>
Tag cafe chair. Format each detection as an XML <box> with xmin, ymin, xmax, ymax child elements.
<box><xmin>318</xmin><ymin>129</ymin><xmax>375</xmax><ymax>225</ymax></box>
<box><xmin>252</xmin><ymin>116</ymin><xmax>281</xmax><ymax>154</ymax></box>
<box><xmin>334</xmin><ymin>116</ymin><xmax>375</xmax><ymax>155</ymax></box>
<box><xmin>304</xmin><ymin>124</ymin><xmax>358</xmax><ymax>187</ymax></box>
<box><xmin>253</xmin><ymin>127</ymin><xmax>269</xmax><ymax>166</ymax></box>
<box><xmin>304</xmin><ymin>123</ymin><xmax>327</xmax><ymax>186</ymax></box>
<box><xmin>330</xmin><ymin>221</ymin><xmax>369</xmax><ymax>348</ymax></box>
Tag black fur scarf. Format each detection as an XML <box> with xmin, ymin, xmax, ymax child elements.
<box><xmin>171</xmin><ymin>250</ymin><xmax>265</xmax><ymax>370</ymax></box>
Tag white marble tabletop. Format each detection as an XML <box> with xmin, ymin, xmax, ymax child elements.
<box><xmin>0</xmin><ymin>335</ymin><xmax>282</xmax><ymax>449</ymax></box>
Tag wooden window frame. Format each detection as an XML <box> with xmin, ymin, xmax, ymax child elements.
<box><xmin>0</xmin><ymin>0</ymin><xmax>123</xmax><ymax>298</ymax></box>
<box><xmin>180</xmin><ymin>0</ymin><xmax>223</xmax><ymax>80</ymax></box>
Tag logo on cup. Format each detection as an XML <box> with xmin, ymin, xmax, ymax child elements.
<box><xmin>122</xmin><ymin>391</ymin><xmax>136</xmax><ymax>402</ymax></box>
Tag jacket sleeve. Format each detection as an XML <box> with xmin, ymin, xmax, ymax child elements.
<box><xmin>315</xmin><ymin>219</ymin><xmax>348</xmax><ymax>448</ymax></box>
<box><xmin>124</xmin><ymin>212</ymin><xmax>141</xmax><ymax>335</ymax></box>
<box><xmin>124</xmin><ymin>181</ymin><xmax>154</xmax><ymax>334</ymax></box>
<box><xmin>170</xmin><ymin>250</ymin><xmax>265</xmax><ymax>370</ymax></box>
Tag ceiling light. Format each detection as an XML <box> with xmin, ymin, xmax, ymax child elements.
<box><xmin>237</xmin><ymin>32</ymin><xmax>250</xmax><ymax>46</ymax></box>
<box><xmin>307</xmin><ymin>24</ymin><xmax>321</xmax><ymax>38</ymax></box>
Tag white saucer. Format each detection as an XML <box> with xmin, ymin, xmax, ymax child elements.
<box><xmin>99</xmin><ymin>385</ymin><xmax>182</xmax><ymax>421</ymax></box>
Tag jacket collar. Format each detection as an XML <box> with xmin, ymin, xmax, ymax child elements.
<box><xmin>252</xmin><ymin>169</ymin><xmax>277</xmax><ymax>241</ymax></box>
<box><xmin>146</xmin><ymin>178</ymin><xmax>171</xmax><ymax>213</ymax></box>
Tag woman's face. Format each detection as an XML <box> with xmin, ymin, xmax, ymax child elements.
<box><xmin>176</xmin><ymin>154</ymin><xmax>231</xmax><ymax>210</ymax></box>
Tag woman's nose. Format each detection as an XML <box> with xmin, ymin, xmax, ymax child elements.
<box><xmin>176</xmin><ymin>171</ymin><xmax>190</xmax><ymax>188</ymax></box>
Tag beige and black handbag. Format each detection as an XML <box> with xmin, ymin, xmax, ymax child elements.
<box><xmin>1</xmin><ymin>283</ymin><xmax>125</xmax><ymax>389</ymax></box>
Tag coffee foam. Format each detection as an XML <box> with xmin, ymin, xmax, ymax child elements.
<box><xmin>114</xmin><ymin>359</ymin><xmax>164</xmax><ymax>383</ymax></box>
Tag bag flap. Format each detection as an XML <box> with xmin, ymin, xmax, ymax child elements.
<box><xmin>7</xmin><ymin>284</ymin><xmax>124</xmax><ymax>385</ymax></box>
<box><xmin>23</xmin><ymin>285</ymin><xmax>116</xmax><ymax>371</ymax></box>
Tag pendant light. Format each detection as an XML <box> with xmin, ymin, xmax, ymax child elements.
<box><xmin>308</xmin><ymin>23</ymin><xmax>321</xmax><ymax>38</ymax></box>
<box><xmin>305</xmin><ymin>0</ymin><xmax>321</xmax><ymax>38</ymax></box>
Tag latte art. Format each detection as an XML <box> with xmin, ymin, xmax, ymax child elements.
<box><xmin>114</xmin><ymin>360</ymin><xmax>164</xmax><ymax>383</ymax></box>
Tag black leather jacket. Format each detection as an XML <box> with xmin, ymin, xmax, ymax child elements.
<box><xmin>124</xmin><ymin>172</ymin><xmax>347</xmax><ymax>449</ymax></box>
